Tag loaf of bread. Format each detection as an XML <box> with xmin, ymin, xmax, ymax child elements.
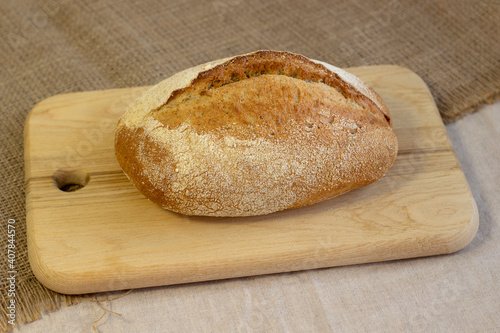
<box><xmin>115</xmin><ymin>50</ymin><xmax>398</xmax><ymax>217</ymax></box>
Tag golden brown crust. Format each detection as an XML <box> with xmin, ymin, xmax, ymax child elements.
<box><xmin>115</xmin><ymin>50</ymin><xmax>398</xmax><ymax>216</ymax></box>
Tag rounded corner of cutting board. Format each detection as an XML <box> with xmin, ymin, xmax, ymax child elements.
<box><xmin>444</xmin><ymin>195</ymin><xmax>479</xmax><ymax>254</ymax></box>
<box><xmin>28</xmin><ymin>261</ymin><xmax>82</xmax><ymax>295</ymax></box>
<box><xmin>28</xmin><ymin>238</ymin><xmax>81</xmax><ymax>295</ymax></box>
<box><xmin>347</xmin><ymin>64</ymin><xmax>423</xmax><ymax>80</ymax></box>
<box><xmin>25</xmin><ymin>94</ymin><xmax>69</xmax><ymax>144</ymax></box>
<box><xmin>27</xmin><ymin>93</ymin><xmax>68</xmax><ymax>116</ymax></box>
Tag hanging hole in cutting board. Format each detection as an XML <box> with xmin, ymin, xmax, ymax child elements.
<box><xmin>53</xmin><ymin>168</ymin><xmax>90</xmax><ymax>192</ymax></box>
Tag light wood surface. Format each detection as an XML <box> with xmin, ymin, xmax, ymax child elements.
<box><xmin>24</xmin><ymin>65</ymin><xmax>478</xmax><ymax>295</ymax></box>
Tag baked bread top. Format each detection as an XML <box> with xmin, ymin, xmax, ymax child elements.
<box><xmin>115</xmin><ymin>50</ymin><xmax>398</xmax><ymax>216</ymax></box>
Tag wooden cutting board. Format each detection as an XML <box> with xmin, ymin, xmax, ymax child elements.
<box><xmin>25</xmin><ymin>65</ymin><xmax>478</xmax><ymax>295</ymax></box>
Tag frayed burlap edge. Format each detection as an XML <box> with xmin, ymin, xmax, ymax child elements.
<box><xmin>0</xmin><ymin>278</ymin><xmax>82</xmax><ymax>332</ymax></box>
<box><xmin>442</xmin><ymin>92</ymin><xmax>500</xmax><ymax>124</ymax></box>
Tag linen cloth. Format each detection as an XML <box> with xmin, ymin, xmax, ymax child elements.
<box><xmin>0</xmin><ymin>0</ymin><xmax>498</xmax><ymax>331</ymax></box>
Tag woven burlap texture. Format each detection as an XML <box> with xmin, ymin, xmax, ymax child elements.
<box><xmin>1</xmin><ymin>0</ymin><xmax>498</xmax><ymax>331</ymax></box>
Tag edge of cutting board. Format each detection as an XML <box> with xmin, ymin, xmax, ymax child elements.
<box><xmin>24</xmin><ymin>65</ymin><xmax>479</xmax><ymax>294</ymax></box>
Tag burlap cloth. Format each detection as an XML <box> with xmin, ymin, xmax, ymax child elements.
<box><xmin>0</xmin><ymin>0</ymin><xmax>498</xmax><ymax>331</ymax></box>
